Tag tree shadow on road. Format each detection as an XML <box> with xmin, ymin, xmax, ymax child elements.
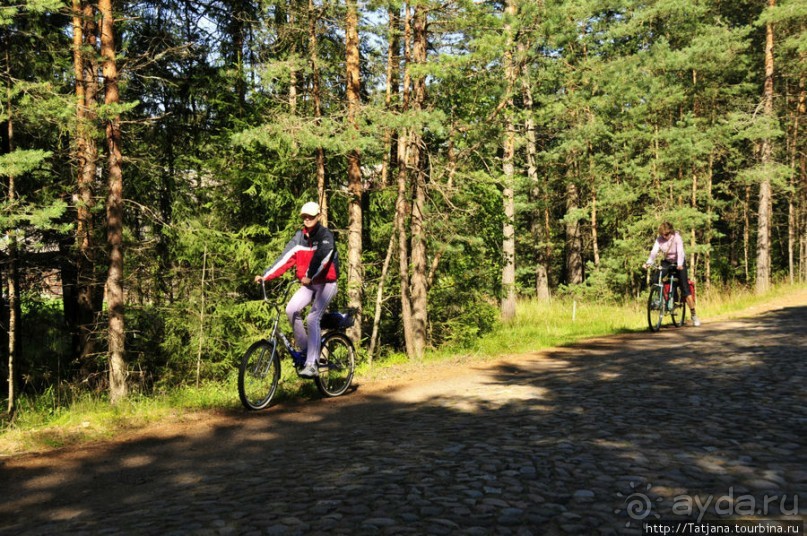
<box><xmin>1</xmin><ymin>307</ymin><xmax>805</xmax><ymax>535</ymax></box>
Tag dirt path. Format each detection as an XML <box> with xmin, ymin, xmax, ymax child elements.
<box><xmin>1</xmin><ymin>292</ymin><xmax>805</xmax><ymax>535</ymax></box>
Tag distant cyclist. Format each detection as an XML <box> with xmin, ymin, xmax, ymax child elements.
<box><xmin>254</xmin><ymin>202</ymin><xmax>339</xmax><ymax>377</ymax></box>
<box><xmin>643</xmin><ymin>222</ymin><xmax>701</xmax><ymax>327</ymax></box>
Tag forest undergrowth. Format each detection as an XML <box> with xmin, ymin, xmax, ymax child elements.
<box><xmin>1</xmin><ymin>281</ymin><xmax>803</xmax><ymax>455</ymax></box>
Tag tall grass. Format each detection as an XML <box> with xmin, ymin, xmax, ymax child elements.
<box><xmin>2</xmin><ymin>281</ymin><xmax>804</xmax><ymax>454</ymax></box>
<box><xmin>478</xmin><ymin>280</ymin><xmax>805</xmax><ymax>357</ymax></box>
<box><xmin>476</xmin><ymin>299</ymin><xmax>644</xmax><ymax>357</ymax></box>
<box><xmin>0</xmin><ymin>380</ymin><xmax>240</xmax><ymax>453</ymax></box>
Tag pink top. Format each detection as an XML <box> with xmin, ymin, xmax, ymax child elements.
<box><xmin>646</xmin><ymin>231</ymin><xmax>685</xmax><ymax>266</ymax></box>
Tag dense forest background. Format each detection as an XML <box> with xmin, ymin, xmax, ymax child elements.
<box><xmin>1</xmin><ymin>0</ymin><xmax>805</xmax><ymax>410</ymax></box>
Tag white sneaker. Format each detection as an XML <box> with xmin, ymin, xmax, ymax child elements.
<box><xmin>298</xmin><ymin>363</ymin><xmax>318</xmax><ymax>378</ymax></box>
<box><xmin>691</xmin><ymin>315</ymin><xmax>701</xmax><ymax>327</ymax></box>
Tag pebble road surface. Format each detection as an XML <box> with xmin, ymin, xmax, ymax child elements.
<box><xmin>1</xmin><ymin>303</ymin><xmax>805</xmax><ymax>535</ymax></box>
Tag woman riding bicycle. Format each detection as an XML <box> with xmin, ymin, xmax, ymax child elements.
<box><xmin>254</xmin><ymin>201</ymin><xmax>339</xmax><ymax>378</ymax></box>
<box><xmin>643</xmin><ymin>222</ymin><xmax>701</xmax><ymax>327</ymax></box>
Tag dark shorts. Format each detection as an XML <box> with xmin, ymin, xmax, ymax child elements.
<box><xmin>660</xmin><ymin>260</ymin><xmax>691</xmax><ymax>299</ymax></box>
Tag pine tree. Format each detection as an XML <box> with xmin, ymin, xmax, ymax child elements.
<box><xmin>755</xmin><ymin>0</ymin><xmax>777</xmax><ymax>294</ymax></box>
<box><xmin>345</xmin><ymin>0</ymin><xmax>364</xmax><ymax>344</ymax></box>
<box><xmin>500</xmin><ymin>0</ymin><xmax>518</xmax><ymax>321</ymax></box>
<box><xmin>100</xmin><ymin>0</ymin><xmax>127</xmax><ymax>403</ymax></box>
<box><xmin>70</xmin><ymin>0</ymin><xmax>101</xmax><ymax>370</ymax></box>
<box><xmin>1</xmin><ymin>0</ymin><xmax>69</xmax><ymax>414</ymax></box>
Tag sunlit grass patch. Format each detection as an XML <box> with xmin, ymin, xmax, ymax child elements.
<box><xmin>696</xmin><ymin>280</ymin><xmax>805</xmax><ymax>320</ymax></box>
<box><xmin>0</xmin><ymin>381</ymin><xmax>243</xmax><ymax>454</ymax></box>
<box><xmin>475</xmin><ymin>298</ymin><xmax>646</xmax><ymax>357</ymax></box>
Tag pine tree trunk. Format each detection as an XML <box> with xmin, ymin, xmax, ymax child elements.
<box><xmin>744</xmin><ymin>183</ymin><xmax>751</xmax><ymax>283</ymax></box>
<box><xmin>396</xmin><ymin>4</ymin><xmax>415</xmax><ymax>358</ymax></box>
<box><xmin>308</xmin><ymin>0</ymin><xmax>327</xmax><ymax>224</ymax></box>
<box><xmin>788</xmin><ymin>78</ymin><xmax>799</xmax><ymax>285</ymax></box>
<box><xmin>231</xmin><ymin>0</ymin><xmax>247</xmax><ymax>113</ymax></box>
<box><xmin>789</xmin><ymin>188</ymin><xmax>795</xmax><ymax>285</ymax></box>
<box><xmin>447</xmin><ymin>126</ymin><xmax>457</xmax><ymax>190</ymax></box>
<box><xmin>653</xmin><ymin>124</ymin><xmax>661</xmax><ymax>195</ymax></box>
<box><xmin>755</xmin><ymin>0</ymin><xmax>775</xmax><ymax>294</ymax></box>
<box><xmin>591</xmin><ymin>191</ymin><xmax>600</xmax><ymax>268</ymax></box>
<box><xmin>544</xmin><ymin>186</ymin><xmax>552</xmax><ymax>283</ymax></box>
<box><xmin>501</xmin><ymin>140</ymin><xmax>516</xmax><ymax>320</ymax></box>
<box><xmin>369</xmin><ymin>230</ymin><xmax>396</xmax><ymax>359</ymax></box>
<box><xmin>380</xmin><ymin>6</ymin><xmax>400</xmax><ymax>189</ymax></box>
<box><xmin>5</xmin><ymin>262</ymin><xmax>18</xmax><ymax>416</ymax></box>
<box><xmin>519</xmin><ymin>67</ymin><xmax>550</xmax><ymax>301</ymax></box>
<box><xmin>289</xmin><ymin>9</ymin><xmax>297</xmax><ymax>115</ymax></box>
<box><xmin>565</xmin><ymin>179</ymin><xmax>584</xmax><ymax>285</ymax></box>
<box><xmin>396</xmin><ymin>130</ymin><xmax>414</xmax><ymax>357</ymax></box>
<box><xmin>522</xmin><ymin>68</ymin><xmax>550</xmax><ymax>299</ymax></box>
<box><xmin>691</xmin><ymin>70</ymin><xmax>699</xmax><ymax>278</ymax></box>
<box><xmin>500</xmin><ymin>0</ymin><xmax>517</xmax><ymax>321</ymax></box>
<box><xmin>4</xmin><ymin>48</ymin><xmax>18</xmax><ymax>415</ymax></box>
<box><xmin>588</xmin><ymin>138</ymin><xmax>600</xmax><ymax>268</ymax></box>
<box><xmin>345</xmin><ymin>0</ymin><xmax>364</xmax><ymax>343</ymax></box>
<box><xmin>408</xmin><ymin>4</ymin><xmax>428</xmax><ymax>357</ymax></box>
<box><xmin>196</xmin><ymin>246</ymin><xmax>207</xmax><ymax>388</ymax></box>
<box><xmin>72</xmin><ymin>0</ymin><xmax>100</xmax><ymax>371</ymax></box>
<box><xmin>410</xmin><ymin>161</ymin><xmax>428</xmax><ymax>358</ymax></box>
<box><xmin>100</xmin><ymin>0</ymin><xmax>127</xmax><ymax>403</ymax></box>
<box><xmin>798</xmin><ymin>76</ymin><xmax>807</xmax><ymax>282</ymax></box>
<box><xmin>691</xmin><ymin>168</ymin><xmax>698</xmax><ymax>277</ymax></box>
<box><xmin>705</xmin><ymin>153</ymin><xmax>714</xmax><ymax>294</ymax></box>
<box><xmin>786</xmin><ymin>72</ymin><xmax>806</xmax><ymax>284</ymax></box>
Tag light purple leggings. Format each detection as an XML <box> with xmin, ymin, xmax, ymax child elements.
<box><xmin>286</xmin><ymin>282</ymin><xmax>338</xmax><ymax>366</ymax></box>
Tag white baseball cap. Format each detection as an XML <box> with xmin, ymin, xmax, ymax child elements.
<box><xmin>300</xmin><ymin>201</ymin><xmax>320</xmax><ymax>216</ymax></box>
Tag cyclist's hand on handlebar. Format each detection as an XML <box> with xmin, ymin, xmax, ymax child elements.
<box><xmin>254</xmin><ymin>275</ymin><xmax>263</xmax><ymax>284</ymax></box>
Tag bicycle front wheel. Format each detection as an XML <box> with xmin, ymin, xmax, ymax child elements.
<box><xmin>647</xmin><ymin>286</ymin><xmax>663</xmax><ymax>332</ymax></box>
<box><xmin>315</xmin><ymin>332</ymin><xmax>355</xmax><ymax>397</ymax></box>
<box><xmin>670</xmin><ymin>284</ymin><xmax>687</xmax><ymax>327</ymax></box>
<box><xmin>238</xmin><ymin>339</ymin><xmax>281</xmax><ymax>410</ymax></box>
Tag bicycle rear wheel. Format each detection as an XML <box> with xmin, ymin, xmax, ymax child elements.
<box><xmin>315</xmin><ymin>332</ymin><xmax>355</xmax><ymax>397</ymax></box>
<box><xmin>647</xmin><ymin>286</ymin><xmax>663</xmax><ymax>332</ymax></box>
<box><xmin>238</xmin><ymin>339</ymin><xmax>281</xmax><ymax>410</ymax></box>
<box><xmin>670</xmin><ymin>284</ymin><xmax>687</xmax><ymax>327</ymax></box>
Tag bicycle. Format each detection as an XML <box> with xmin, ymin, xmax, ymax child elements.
<box><xmin>646</xmin><ymin>263</ymin><xmax>687</xmax><ymax>332</ymax></box>
<box><xmin>238</xmin><ymin>279</ymin><xmax>356</xmax><ymax>410</ymax></box>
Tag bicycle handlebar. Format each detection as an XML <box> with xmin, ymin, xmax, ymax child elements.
<box><xmin>261</xmin><ymin>278</ymin><xmax>298</xmax><ymax>308</ymax></box>
<box><xmin>645</xmin><ymin>263</ymin><xmax>681</xmax><ymax>273</ymax></box>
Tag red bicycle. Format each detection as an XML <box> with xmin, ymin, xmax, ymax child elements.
<box><xmin>646</xmin><ymin>265</ymin><xmax>686</xmax><ymax>332</ymax></box>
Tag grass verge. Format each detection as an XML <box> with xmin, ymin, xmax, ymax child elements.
<box><xmin>2</xmin><ymin>281</ymin><xmax>805</xmax><ymax>455</ymax></box>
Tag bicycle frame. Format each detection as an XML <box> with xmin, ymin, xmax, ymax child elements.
<box><xmin>647</xmin><ymin>264</ymin><xmax>686</xmax><ymax>331</ymax></box>
<box><xmin>657</xmin><ymin>268</ymin><xmax>676</xmax><ymax>310</ymax></box>
<box><xmin>262</xmin><ymin>279</ymin><xmax>306</xmax><ymax>368</ymax></box>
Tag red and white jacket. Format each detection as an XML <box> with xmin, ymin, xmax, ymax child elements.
<box><xmin>261</xmin><ymin>223</ymin><xmax>339</xmax><ymax>283</ymax></box>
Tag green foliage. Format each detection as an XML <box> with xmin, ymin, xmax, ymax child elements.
<box><xmin>16</xmin><ymin>296</ymin><xmax>71</xmax><ymax>396</ymax></box>
<box><xmin>3</xmin><ymin>0</ymin><xmax>805</xmax><ymax>410</ymax></box>
<box><xmin>430</xmin><ymin>278</ymin><xmax>500</xmax><ymax>349</ymax></box>
<box><xmin>24</xmin><ymin>0</ymin><xmax>63</xmax><ymax>13</ymax></box>
<box><xmin>0</xmin><ymin>149</ymin><xmax>50</xmax><ymax>177</ymax></box>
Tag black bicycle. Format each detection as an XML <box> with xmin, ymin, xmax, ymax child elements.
<box><xmin>646</xmin><ymin>264</ymin><xmax>687</xmax><ymax>332</ymax></box>
<box><xmin>238</xmin><ymin>279</ymin><xmax>356</xmax><ymax>410</ymax></box>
